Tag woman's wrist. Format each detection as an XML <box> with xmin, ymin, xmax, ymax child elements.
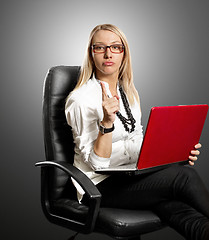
<box><xmin>101</xmin><ymin>120</ymin><xmax>114</xmax><ymax>128</ymax></box>
<box><xmin>99</xmin><ymin>122</ymin><xmax>115</xmax><ymax>135</ymax></box>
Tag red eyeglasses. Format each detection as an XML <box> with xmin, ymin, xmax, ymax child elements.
<box><xmin>92</xmin><ymin>44</ymin><xmax>124</xmax><ymax>54</ymax></box>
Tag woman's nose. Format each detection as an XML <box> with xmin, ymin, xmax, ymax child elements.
<box><xmin>104</xmin><ymin>47</ymin><xmax>112</xmax><ymax>58</ymax></box>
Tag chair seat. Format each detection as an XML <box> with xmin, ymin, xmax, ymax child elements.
<box><xmin>52</xmin><ymin>199</ymin><xmax>164</xmax><ymax>238</ymax></box>
<box><xmin>52</xmin><ymin>199</ymin><xmax>89</xmax><ymax>223</ymax></box>
<box><xmin>96</xmin><ymin>208</ymin><xmax>164</xmax><ymax>239</ymax></box>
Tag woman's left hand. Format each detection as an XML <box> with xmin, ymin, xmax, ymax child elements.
<box><xmin>188</xmin><ymin>143</ymin><xmax>202</xmax><ymax>166</ymax></box>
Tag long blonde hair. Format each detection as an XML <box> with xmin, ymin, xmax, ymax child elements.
<box><xmin>70</xmin><ymin>24</ymin><xmax>139</xmax><ymax>105</ymax></box>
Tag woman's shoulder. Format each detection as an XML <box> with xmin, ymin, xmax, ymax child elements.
<box><xmin>66</xmin><ymin>78</ymin><xmax>101</xmax><ymax>107</ymax></box>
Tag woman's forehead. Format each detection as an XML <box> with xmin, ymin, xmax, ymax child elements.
<box><xmin>92</xmin><ymin>30</ymin><xmax>122</xmax><ymax>44</ymax></box>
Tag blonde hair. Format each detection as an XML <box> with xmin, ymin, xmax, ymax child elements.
<box><xmin>70</xmin><ymin>24</ymin><xmax>139</xmax><ymax>105</ymax></box>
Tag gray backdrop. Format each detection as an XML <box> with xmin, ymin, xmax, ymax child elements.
<box><xmin>1</xmin><ymin>0</ymin><xmax>209</xmax><ymax>239</ymax></box>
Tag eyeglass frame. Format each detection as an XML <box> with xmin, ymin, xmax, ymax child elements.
<box><xmin>91</xmin><ymin>44</ymin><xmax>125</xmax><ymax>54</ymax></box>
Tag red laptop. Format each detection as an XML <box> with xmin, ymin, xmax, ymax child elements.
<box><xmin>96</xmin><ymin>104</ymin><xmax>209</xmax><ymax>175</ymax></box>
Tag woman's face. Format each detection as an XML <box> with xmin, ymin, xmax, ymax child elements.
<box><xmin>91</xmin><ymin>30</ymin><xmax>124</xmax><ymax>80</ymax></box>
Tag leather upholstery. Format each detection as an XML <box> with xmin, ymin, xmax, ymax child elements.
<box><xmin>37</xmin><ymin>66</ymin><xmax>165</xmax><ymax>239</ymax></box>
<box><xmin>96</xmin><ymin>208</ymin><xmax>163</xmax><ymax>238</ymax></box>
<box><xmin>43</xmin><ymin>66</ymin><xmax>80</xmax><ymax>200</ymax></box>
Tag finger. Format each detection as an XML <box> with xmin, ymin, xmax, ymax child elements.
<box><xmin>104</xmin><ymin>96</ymin><xmax>118</xmax><ymax>104</ymax></box>
<box><xmin>100</xmin><ymin>82</ymin><xmax>108</xmax><ymax>101</ymax></box>
<box><xmin>104</xmin><ymin>105</ymin><xmax>119</xmax><ymax>114</ymax></box>
<box><xmin>114</xmin><ymin>95</ymin><xmax>119</xmax><ymax>101</ymax></box>
<box><xmin>112</xmin><ymin>104</ymin><xmax>120</xmax><ymax>113</ymax></box>
<box><xmin>189</xmin><ymin>155</ymin><xmax>198</xmax><ymax>161</ymax></box>
<box><xmin>189</xmin><ymin>160</ymin><xmax>195</xmax><ymax>166</ymax></box>
<box><xmin>191</xmin><ymin>150</ymin><xmax>200</xmax><ymax>156</ymax></box>
<box><xmin>103</xmin><ymin>98</ymin><xmax>120</xmax><ymax>113</ymax></box>
<box><xmin>195</xmin><ymin>143</ymin><xmax>202</xmax><ymax>149</ymax></box>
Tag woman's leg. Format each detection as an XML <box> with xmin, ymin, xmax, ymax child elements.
<box><xmin>97</xmin><ymin>165</ymin><xmax>209</xmax><ymax>217</ymax></box>
<box><xmin>154</xmin><ymin>200</ymin><xmax>209</xmax><ymax>240</ymax></box>
<box><xmin>95</xmin><ymin>165</ymin><xmax>209</xmax><ymax>239</ymax></box>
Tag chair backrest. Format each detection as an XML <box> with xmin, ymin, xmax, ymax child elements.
<box><xmin>42</xmin><ymin>66</ymin><xmax>80</xmax><ymax>200</ymax></box>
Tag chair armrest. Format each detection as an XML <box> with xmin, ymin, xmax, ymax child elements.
<box><xmin>35</xmin><ymin>161</ymin><xmax>101</xmax><ymax>233</ymax></box>
<box><xmin>35</xmin><ymin>161</ymin><xmax>101</xmax><ymax>199</ymax></box>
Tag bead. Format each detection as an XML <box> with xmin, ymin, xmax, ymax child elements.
<box><xmin>116</xmin><ymin>86</ymin><xmax>136</xmax><ymax>133</ymax></box>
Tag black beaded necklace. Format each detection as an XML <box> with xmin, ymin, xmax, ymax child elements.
<box><xmin>116</xmin><ymin>86</ymin><xmax>136</xmax><ymax>133</ymax></box>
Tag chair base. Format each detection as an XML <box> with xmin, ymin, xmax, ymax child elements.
<box><xmin>67</xmin><ymin>233</ymin><xmax>141</xmax><ymax>240</ymax></box>
<box><xmin>128</xmin><ymin>237</ymin><xmax>141</xmax><ymax>240</ymax></box>
<box><xmin>68</xmin><ymin>232</ymin><xmax>79</xmax><ymax>240</ymax></box>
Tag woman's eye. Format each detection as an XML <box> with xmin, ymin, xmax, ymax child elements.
<box><xmin>112</xmin><ymin>45</ymin><xmax>119</xmax><ymax>49</ymax></box>
<box><xmin>95</xmin><ymin>46</ymin><xmax>104</xmax><ymax>50</ymax></box>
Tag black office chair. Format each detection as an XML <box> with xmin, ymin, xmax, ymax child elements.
<box><xmin>36</xmin><ymin>66</ymin><xmax>165</xmax><ymax>240</ymax></box>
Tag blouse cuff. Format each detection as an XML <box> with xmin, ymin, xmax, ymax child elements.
<box><xmin>89</xmin><ymin>150</ymin><xmax>110</xmax><ymax>170</ymax></box>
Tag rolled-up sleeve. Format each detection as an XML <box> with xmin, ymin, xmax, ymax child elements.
<box><xmin>89</xmin><ymin>150</ymin><xmax>110</xmax><ymax>170</ymax></box>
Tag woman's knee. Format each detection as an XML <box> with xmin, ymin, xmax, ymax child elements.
<box><xmin>174</xmin><ymin>165</ymin><xmax>207</xmax><ymax>198</ymax></box>
<box><xmin>180</xmin><ymin>165</ymin><xmax>198</xmax><ymax>179</ymax></box>
<box><xmin>166</xmin><ymin>165</ymin><xmax>197</xmax><ymax>181</ymax></box>
<box><xmin>170</xmin><ymin>165</ymin><xmax>199</xmax><ymax>194</ymax></box>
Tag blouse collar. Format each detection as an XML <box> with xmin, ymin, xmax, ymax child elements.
<box><xmin>92</xmin><ymin>74</ymin><xmax>119</xmax><ymax>98</ymax></box>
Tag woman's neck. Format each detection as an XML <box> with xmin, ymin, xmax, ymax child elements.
<box><xmin>95</xmin><ymin>72</ymin><xmax>118</xmax><ymax>95</ymax></box>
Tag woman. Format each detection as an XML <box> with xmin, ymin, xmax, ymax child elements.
<box><xmin>65</xmin><ymin>24</ymin><xmax>209</xmax><ymax>239</ymax></box>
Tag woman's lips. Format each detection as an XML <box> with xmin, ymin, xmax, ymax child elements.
<box><xmin>103</xmin><ymin>62</ymin><xmax>114</xmax><ymax>66</ymax></box>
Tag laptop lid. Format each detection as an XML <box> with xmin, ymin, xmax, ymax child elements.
<box><xmin>137</xmin><ymin>104</ymin><xmax>209</xmax><ymax>170</ymax></box>
<box><xmin>95</xmin><ymin>104</ymin><xmax>208</xmax><ymax>175</ymax></box>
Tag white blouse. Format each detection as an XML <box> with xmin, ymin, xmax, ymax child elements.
<box><xmin>65</xmin><ymin>76</ymin><xmax>143</xmax><ymax>201</ymax></box>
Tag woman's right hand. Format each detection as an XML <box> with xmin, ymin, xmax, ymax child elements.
<box><xmin>100</xmin><ymin>82</ymin><xmax>119</xmax><ymax>127</ymax></box>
